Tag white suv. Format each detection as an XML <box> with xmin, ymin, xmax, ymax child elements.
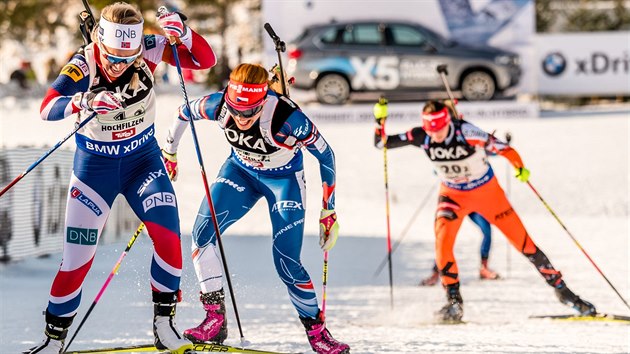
<box><xmin>287</xmin><ymin>20</ymin><xmax>521</xmax><ymax>104</ymax></box>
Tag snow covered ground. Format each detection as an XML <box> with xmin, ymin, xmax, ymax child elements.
<box><xmin>1</xmin><ymin>92</ymin><xmax>629</xmax><ymax>353</ymax></box>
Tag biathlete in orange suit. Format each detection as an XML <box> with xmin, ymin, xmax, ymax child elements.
<box><xmin>373</xmin><ymin>99</ymin><xmax>596</xmax><ymax>321</ymax></box>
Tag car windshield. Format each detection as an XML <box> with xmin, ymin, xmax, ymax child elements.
<box><xmin>421</xmin><ymin>25</ymin><xmax>456</xmax><ymax>47</ymax></box>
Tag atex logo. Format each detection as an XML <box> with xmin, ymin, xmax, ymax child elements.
<box><xmin>67</xmin><ymin>227</ymin><xmax>98</xmax><ymax>245</ymax></box>
<box><xmin>70</xmin><ymin>187</ymin><xmax>102</xmax><ymax>216</ymax></box>
<box><xmin>143</xmin><ymin>192</ymin><xmax>176</xmax><ymax>212</ymax></box>
<box><xmin>271</xmin><ymin>200</ymin><xmax>303</xmax><ymax>212</ymax></box>
<box><xmin>542</xmin><ymin>52</ymin><xmax>567</xmax><ymax>77</ymax></box>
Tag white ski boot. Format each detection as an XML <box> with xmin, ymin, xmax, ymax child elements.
<box><xmin>153</xmin><ymin>291</ymin><xmax>193</xmax><ymax>353</ymax></box>
<box><xmin>22</xmin><ymin>310</ymin><xmax>74</xmax><ymax>354</ymax></box>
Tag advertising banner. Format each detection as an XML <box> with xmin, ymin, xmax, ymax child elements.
<box><xmin>537</xmin><ymin>31</ymin><xmax>630</xmax><ymax>95</ymax></box>
<box><xmin>0</xmin><ymin>148</ymin><xmax>139</xmax><ymax>262</ymax></box>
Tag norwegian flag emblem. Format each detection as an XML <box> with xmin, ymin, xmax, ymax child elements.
<box><xmin>121</xmin><ymin>42</ymin><xmax>131</xmax><ymax>48</ymax></box>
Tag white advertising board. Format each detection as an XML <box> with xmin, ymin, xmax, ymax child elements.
<box><xmin>537</xmin><ymin>31</ymin><xmax>630</xmax><ymax>95</ymax></box>
<box><xmin>301</xmin><ymin>101</ymin><xmax>539</xmax><ymax>123</ymax></box>
<box><xmin>0</xmin><ymin>148</ymin><xmax>139</xmax><ymax>262</ymax></box>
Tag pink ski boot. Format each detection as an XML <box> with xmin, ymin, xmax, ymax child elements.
<box><xmin>300</xmin><ymin>311</ymin><xmax>350</xmax><ymax>354</ymax></box>
<box><xmin>183</xmin><ymin>289</ymin><xmax>227</xmax><ymax>344</ymax></box>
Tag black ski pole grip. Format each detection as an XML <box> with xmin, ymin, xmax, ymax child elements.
<box><xmin>437</xmin><ymin>64</ymin><xmax>448</xmax><ymax>75</ymax></box>
<box><xmin>264</xmin><ymin>23</ymin><xmax>279</xmax><ymax>41</ymax></box>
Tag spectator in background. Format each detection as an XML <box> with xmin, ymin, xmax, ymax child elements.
<box><xmin>10</xmin><ymin>60</ymin><xmax>35</xmax><ymax>91</ymax></box>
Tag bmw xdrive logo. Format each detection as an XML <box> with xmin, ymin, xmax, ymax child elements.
<box><xmin>542</xmin><ymin>52</ymin><xmax>567</xmax><ymax>77</ymax></box>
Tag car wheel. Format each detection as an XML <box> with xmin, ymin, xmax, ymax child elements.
<box><xmin>461</xmin><ymin>71</ymin><xmax>495</xmax><ymax>101</ymax></box>
<box><xmin>315</xmin><ymin>74</ymin><xmax>350</xmax><ymax>105</ymax></box>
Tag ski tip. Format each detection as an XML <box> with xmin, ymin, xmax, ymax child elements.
<box><xmin>530</xmin><ymin>313</ymin><xmax>630</xmax><ymax>323</ymax></box>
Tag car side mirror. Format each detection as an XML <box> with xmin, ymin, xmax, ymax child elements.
<box><xmin>422</xmin><ymin>41</ymin><xmax>438</xmax><ymax>53</ymax></box>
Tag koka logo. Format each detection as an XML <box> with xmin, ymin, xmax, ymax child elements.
<box><xmin>225</xmin><ymin>129</ymin><xmax>267</xmax><ymax>152</ymax></box>
<box><xmin>429</xmin><ymin>146</ymin><xmax>469</xmax><ymax>160</ymax></box>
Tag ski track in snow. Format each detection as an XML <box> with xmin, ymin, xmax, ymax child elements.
<box><xmin>1</xmin><ymin>94</ymin><xmax>628</xmax><ymax>353</ymax></box>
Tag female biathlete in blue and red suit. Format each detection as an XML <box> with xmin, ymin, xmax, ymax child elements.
<box><xmin>373</xmin><ymin>99</ymin><xmax>596</xmax><ymax>322</ymax></box>
<box><xmin>161</xmin><ymin>63</ymin><xmax>350</xmax><ymax>354</ymax></box>
<box><xmin>27</xmin><ymin>3</ymin><xmax>215</xmax><ymax>353</ymax></box>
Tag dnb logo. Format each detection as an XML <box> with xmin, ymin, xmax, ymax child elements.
<box><xmin>542</xmin><ymin>52</ymin><xmax>567</xmax><ymax>77</ymax></box>
<box><xmin>143</xmin><ymin>192</ymin><xmax>176</xmax><ymax>212</ymax></box>
<box><xmin>67</xmin><ymin>227</ymin><xmax>98</xmax><ymax>245</ymax></box>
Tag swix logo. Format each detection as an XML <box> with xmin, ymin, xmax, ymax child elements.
<box><xmin>429</xmin><ymin>146</ymin><xmax>469</xmax><ymax>160</ymax></box>
<box><xmin>137</xmin><ymin>169</ymin><xmax>166</xmax><ymax>196</ymax></box>
<box><xmin>70</xmin><ymin>187</ymin><xmax>102</xmax><ymax>216</ymax></box>
<box><xmin>225</xmin><ymin>129</ymin><xmax>268</xmax><ymax>152</ymax></box>
<box><xmin>112</xmin><ymin>127</ymin><xmax>136</xmax><ymax>140</ymax></box>
<box><xmin>142</xmin><ymin>192</ymin><xmax>176</xmax><ymax>212</ymax></box>
<box><xmin>272</xmin><ymin>200</ymin><xmax>303</xmax><ymax>212</ymax></box>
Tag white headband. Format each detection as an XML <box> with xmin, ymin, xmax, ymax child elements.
<box><xmin>98</xmin><ymin>17</ymin><xmax>144</xmax><ymax>50</ymax></box>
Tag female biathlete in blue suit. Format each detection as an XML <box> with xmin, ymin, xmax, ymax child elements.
<box><xmin>162</xmin><ymin>63</ymin><xmax>350</xmax><ymax>354</ymax></box>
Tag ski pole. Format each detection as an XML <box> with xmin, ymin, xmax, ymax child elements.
<box><xmin>321</xmin><ymin>250</ymin><xmax>329</xmax><ymax>321</ymax></box>
<box><xmin>436</xmin><ymin>64</ymin><xmax>460</xmax><ymax>118</ymax></box>
<box><xmin>373</xmin><ymin>182</ymin><xmax>437</xmax><ymax>278</ymax></box>
<box><xmin>158</xmin><ymin>6</ymin><xmax>247</xmax><ymax>345</ymax></box>
<box><xmin>263</xmin><ymin>23</ymin><xmax>289</xmax><ymax>96</ymax></box>
<box><xmin>0</xmin><ymin>112</ymin><xmax>97</xmax><ymax>198</ymax></box>
<box><xmin>64</xmin><ymin>222</ymin><xmax>145</xmax><ymax>351</ymax></box>
<box><xmin>505</xmin><ymin>132</ymin><xmax>512</xmax><ymax>278</ymax></box>
<box><xmin>376</xmin><ymin>96</ymin><xmax>395</xmax><ymax>309</ymax></box>
<box><xmin>527</xmin><ymin>181</ymin><xmax>630</xmax><ymax>312</ymax></box>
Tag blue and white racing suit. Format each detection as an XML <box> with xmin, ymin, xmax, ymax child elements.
<box><xmin>164</xmin><ymin>91</ymin><xmax>336</xmax><ymax>318</ymax></box>
<box><xmin>39</xmin><ymin>34</ymin><xmax>214</xmax><ymax>317</ymax></box>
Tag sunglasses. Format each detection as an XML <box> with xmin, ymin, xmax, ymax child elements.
<box><xmin>226</xmin><ymin>103</ymin><xmax>264</xmax><ymax>119</ymax></box>
<box><xmin>99</xmin><ymin>43</ymin><xmax>140</xmax><ymax>65</ymax></box>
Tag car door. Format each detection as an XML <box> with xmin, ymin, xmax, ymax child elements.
<box><xmin>385</xmin><ymin>23</ymin><xmax>456</xmax><ymax>89</ymax></box>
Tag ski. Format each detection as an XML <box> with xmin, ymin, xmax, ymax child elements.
<box><xmin>529</xmin><ymin>313</ymin><xmax>630</xmax><ymax>323</ymax></box>
<box><xmin>65</xmin><ymin>343</ymin><xmax>298</xmax><ymax>354</ymax></box>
